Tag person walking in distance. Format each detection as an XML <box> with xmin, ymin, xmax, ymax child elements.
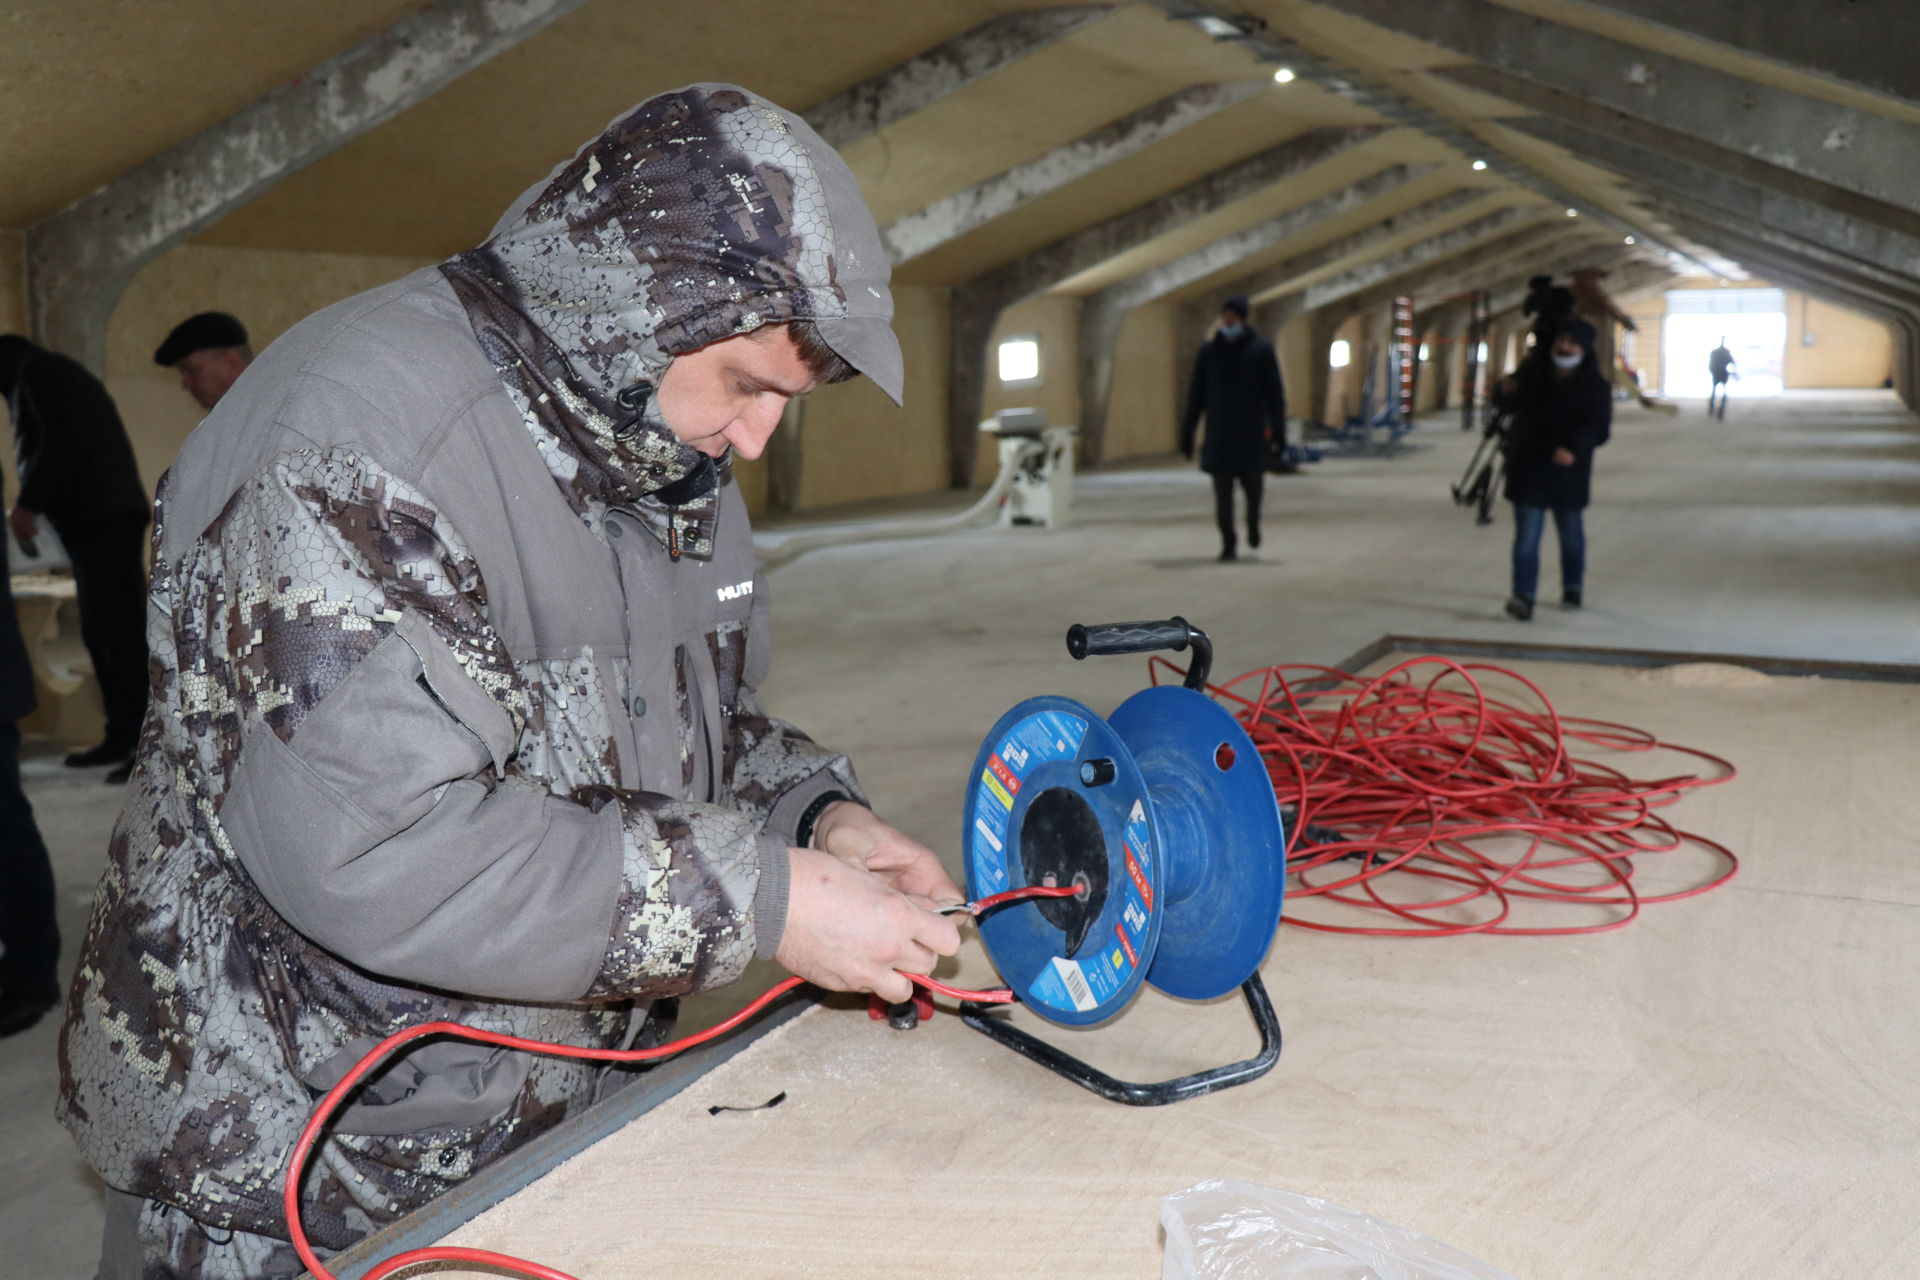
<box><xmin>1707</xmin><ymin>338</ymin><xmax>1736</xmax><ymax>419</ymax></box>
<box><xmin>0</xmin><ymin>336</ymin><xmax>150</xmax><ymax>783</ymax></box>
<box><xmin>1500</xmin><ymin>318</ymin><xmax>1612</xmax><ymax>620</ymax></box>
<box><xmin>1181</xmin><ymin>296</ymin><xmax>1288</xmax><ymax>561</ymax></box>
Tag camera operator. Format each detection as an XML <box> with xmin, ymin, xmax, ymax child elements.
<box><xmin>1496</xmin><ymin>312</ymin><xmax>1611</xmax><ymax>620</ymax></box>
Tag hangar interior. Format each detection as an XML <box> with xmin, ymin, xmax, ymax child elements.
<box><xmin>1</xmin><ymin>2</ymin><xmax>1915</xmax><ymax>1277</ymax></box>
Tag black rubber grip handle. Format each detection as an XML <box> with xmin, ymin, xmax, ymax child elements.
<box><xmin>1066</xmin><ymin>618</ymin><xmax>1193</xmax><ymax>661</ymax></box>
<box><xmin>1066</xmin><ymin>617</ymin><xmax>1213</xmax><ymax>691</ymax></box>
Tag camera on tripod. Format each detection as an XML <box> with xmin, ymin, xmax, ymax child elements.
<box><xmin>1522</xmin><ymin>274</ymin><xmax>1577</xmax><ymax>354</ymax></box>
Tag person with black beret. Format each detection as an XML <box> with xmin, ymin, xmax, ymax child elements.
<box><xmin>154</xmin><ymin>311</ymin><xmax>252</xmax><ymax>411</ymax></box>
<box><xmin>1181</xmin><ymin>295</ymin><xmax>1289</xmax><ymax>561</ymax></box>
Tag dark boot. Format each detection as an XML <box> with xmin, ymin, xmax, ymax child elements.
<box><xmin>1504</xmin><ymin>594</ymin><xmax>1534</xmax><ymax>621</ymax></box>
<box><xmin>0</xmin><ymin>982</ymin><xmax>61</xmax><ymax>1038</ymax></box>
<box><xmin>1562</xmin><ymin>589</ymin><xmax>1583</xmax><ymax>610</ymax></box>
<box><xmin>64</xmin><ymin>741</ymin><xmax>133</xmax><ymax>768</ymax></box>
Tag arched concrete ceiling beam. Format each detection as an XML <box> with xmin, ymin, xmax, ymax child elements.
<box><xmin>26</xmin><ymin>0</ymin><xmax>598</xmax><ymax>371</ymax></box>
<box><xmin>1648</xmin><ymin>205</ymin><xmax>1920</xmax><ymax>314</ymax></box>
<box><xmin>880</xmin><ymin>80</ymin><xmax>1267</xmax><ymax>265</ymax></box>
<box><xmin>26</xmin><ymin>1</ymin><xmax>1116</xmax><ymax>372</ymax></box>
<box><xmin>961</xmin><ymin>126</ymin><xmax>1384</xmax><ymax>309</ymax></box>
<box><xmin>1093</xmin><ymin>167</ymin><xmax>1451</xmax><ymax>320</ymax></box>
<box><xmin>1359</xmin><ymin>243</ymin><xmax>1631</xmax><ymax>325</ymax></box>
<box><xmin>1644</xmin><ymin>197</ymin><xmax>1920</xmax><ymax>307</ymax></box>
<box><xmin>1498</xmin><ymin>116</ymin><xmax>1920</xmax><ymax>282</ymax></box>
<box><xmin>1159</xmin><ymin>185</ymin><xmax>1474</xmax><ymax>314</ymax></box>
<box><xmin>1190</xmin><ymin>187</ymin><xmax>1488</xmax><ymax>313</ymax></box>
<box><xmin>1435</xmin><ymin>65</ymin><xmax>1920</xmax><ymax>243</ymax></box>
<box><xmin>1313</xmin><ymin>0</ymin><xmax>1920</xmax><ymax>215</ymax></box>
<box><xmin>1479</xmin><ymin>248</ymin><xmax>1642</xmax><ymax>318</ymax></box>
<box><xmin>1146</xmin><ymin>0</ymin><xmax>1707</xmax><ymax>271</ymax></box>
<box><xmin>1560</xmin><ymin>0</ymin><xmax>1920</xmax><ymax>114</ymax></box>
<box><xmin>1408</xmin><ymin>226</ymin><xmax>1607</xmax><ymax>320</ymax></box>
<box><xmin>804</xmin><ymin>5</ymin><xmax>1117</xmax><ymax>149</ymax></box>
<box><xmin>1292</xmin><ymin>204</ymin><xmax>1560</xmax><ymax>313</ymax></box>
<box><xmin>943</xmin><ymin>123</ymin><xmax>1382</xmax><ymax>484</ymax></box>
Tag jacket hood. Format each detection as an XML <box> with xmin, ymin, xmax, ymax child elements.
<box><xmin>441</xmin><ymin>83</ymin><xmax>898</xmax><ymax>552</ymax></box>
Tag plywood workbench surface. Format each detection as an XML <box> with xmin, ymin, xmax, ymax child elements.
<box><xmin>429</xmin><ymin>658</ymin><xmax>1920</xmax><ymax>1278</ymax></box>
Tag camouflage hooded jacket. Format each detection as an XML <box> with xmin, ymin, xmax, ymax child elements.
<box><xmin>59</xmin><ymin>85</ymin><xmax>894</xmax><ymax>1248</ymax></box>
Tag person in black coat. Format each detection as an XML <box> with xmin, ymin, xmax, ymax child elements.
<box><xmin>0</xmin><ymin>462</ymin><xmax>60</xmax><ymax>1037</ymax></box>
<box><xmin>0</xmin><ymin>335</ymin><xmax>151</xmax><ymax>774</ymax></box>
<box><xmin>1181</xmin><ymin>295</ymin><xmax>1288</xmax><ymax>561</ymax></box>
<box><xmin>1499</xmin><ymin>317</ymin><xmax>1611</xmax><ymax>620</ymax></box>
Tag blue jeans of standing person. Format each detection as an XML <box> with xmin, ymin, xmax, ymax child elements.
<box><xmin>1510</xmin><ymin>503</ymin><xmax>1585</xmax><ymax>601</ymax></box>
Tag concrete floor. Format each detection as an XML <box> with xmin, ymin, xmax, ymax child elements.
<box><xmin>5</xmin><ymin>388</ymin><xmax>1916</xmax><ymax>1274</ymax></box>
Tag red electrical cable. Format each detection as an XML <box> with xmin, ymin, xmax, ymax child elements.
<box><xmin>286</xmin><ymin>890</ymin><xmax>1066</xmax><ymax>1279</ymax></box>
<box><xmin>963</xmin><ymin>883</ymin><xmax>1082</xmax><ymax>916</ymax></box>
<box><xmin>1149</xmin><ymin>653</ymin><xmax>1738</xmax><ymax>937</ymax></box>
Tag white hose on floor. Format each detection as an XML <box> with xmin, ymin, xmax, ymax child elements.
<box><xmin>754</xmin><ymin>438</ymin><xmax>1041</xmax><ymax>571</ymax></box>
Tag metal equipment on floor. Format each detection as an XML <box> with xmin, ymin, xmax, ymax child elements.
<box><xmin>984</xmin><ymin>407</ymin><xmax>1077</xmax><ymax>528</ymax></box>
<box><xmin>755</xmin><ymin>409</ymin><xmax>1075</xmax><ymax>570</ymax></box>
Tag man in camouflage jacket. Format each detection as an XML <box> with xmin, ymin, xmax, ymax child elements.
<box><xmin>60</xmin><ymin>84</ymin><xmax>963</xmax><ymax>1278</ymax></box>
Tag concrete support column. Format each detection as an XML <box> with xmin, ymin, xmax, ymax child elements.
<box><xmin>1304</xmin><ymin>308</ymin><xmax>1344</xmax><ymax>429</ymax></box>
<box><xmin>946</xmin><ymin>285</ymin><xmax>1004</xmax><ymax>488</ymax></box>
<box><xmin>1075</xmin><ymin>299</ymin><xmax>1125</xmax><ymax>469</ymax></box>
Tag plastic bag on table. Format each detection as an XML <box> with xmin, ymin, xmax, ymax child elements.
<box><xmin>1161</xmin><ymin>1178</ymin><xmax>1518</xmax><ymax>1280</ymax></box>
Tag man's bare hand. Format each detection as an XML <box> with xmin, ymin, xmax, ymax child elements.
<box><xmin>811</xmin><ymin>800</ymin><xmax>964</xmax><ymax>907</ymax></box>
<box><xmin>7</xmin><ymin>505</ymin><xmax>36</xmax><ymax>544</ymax></box>
<box><xmin>1552</xmin><ymin>447</ymin><xmax>1576</xmax><ymax>467</ymax></box>
<box><xmin>774</xmin><ymin>846</ymin><xmax>961</xmax><ymax>1003</ymax></box>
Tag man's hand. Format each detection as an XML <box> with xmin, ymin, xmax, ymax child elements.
<box><xmin>7</xmin><ymin>505</ymin><xmax>36</xmax><ymax>544</ymax></box>
<box><xmin>811</xmin><ymin>800</ymin><xmax>964</xmax><ymax>907</ymax></box>
<box><xmin>1552</xmin><ymin>447</ymin><xmax>1576</xmax><ymax>467</ymax></box>
<box><xmin>775</xmin><ymin>846</ymin><xmax>962</xmax><ymax>1003</ymax></box>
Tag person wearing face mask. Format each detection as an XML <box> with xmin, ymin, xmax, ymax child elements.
<box><xmin>1181</xmin><ymin>295</ymin><xmax>1289</xmax><ymax>561</ymax></box>
<box><xmin>1500</xmin><ymin>318</ymin><xmax>1612</xmax><ymax>620</ymax></box>
<box><xmin>59</xmin><ymin>84</ymin><xmax>965</xmax><ymax>1278</ymax></box>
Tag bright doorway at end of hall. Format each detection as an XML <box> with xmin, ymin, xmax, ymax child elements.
<box><xmin>1660</xmin><ymin>287</ymin><xmax>1786</xmax><ymax>398</ymax></box>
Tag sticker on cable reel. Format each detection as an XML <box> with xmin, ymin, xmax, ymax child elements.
<box><xmin>968</xmin><ymin>709</ymin><xmax>1089</xmax><ymax>892</ymax></box>
<box><xmin>1021</xmin><ymin>796</ymin><xmax>1157</xmax><ymax>1016</ymax></box>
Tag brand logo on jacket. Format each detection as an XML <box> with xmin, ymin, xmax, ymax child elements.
<box><xmin>717</xmin><ymin>580</ymin><xmax>754</xmax><ymax>602</ymax></box>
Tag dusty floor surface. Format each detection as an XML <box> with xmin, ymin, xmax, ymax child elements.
<box><xmin>4</xmin><ymin>390</ymin><xmax>1916</xmax><ymax>1275</ymax></box>
<box><xmin>426</xmin><ymin>655</ymin><xmax>1917</xmax><ymax>1279</ymax></box>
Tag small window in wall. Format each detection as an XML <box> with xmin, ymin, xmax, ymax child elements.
<box><xmin>1329</xmin><ymin>339</ymin><xmax>1352</xmax><ymax>369</ymax></box>
<box><xmin>998</xmin><ymin>336</ymin><xmax>1042</xmax><ymax>387</ymax></box>
<box><xmin>1417</xmin><ymin>342</ymin><xmax>1431</xmax><ymax>363</ymax></box>
<box><xmin>1475</xmin><ymin>341</ymin><xmax>1489</xmax><ymax>365</ymax></box>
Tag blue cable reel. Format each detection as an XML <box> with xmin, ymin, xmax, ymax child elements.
<box><xmin>958</xmin><ymin>618</ymin><xmax>1287</xmax><ymax>1105</ymax></box>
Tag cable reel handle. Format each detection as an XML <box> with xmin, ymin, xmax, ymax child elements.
<box><xmin>1066</xmin><ymin>618</ymin><xmax>1213</xmax><ymax>691</ymax></box>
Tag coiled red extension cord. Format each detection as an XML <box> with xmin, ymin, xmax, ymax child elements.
<box><xmin>1149</xmin><ymin>654</ymin><xmax>1738</xmax><ymax>937</ymax></box>
<box><xmin>285</xmin><ymin>888</ymin><xmax>1062</xmax><ymax>1280</ymax></box>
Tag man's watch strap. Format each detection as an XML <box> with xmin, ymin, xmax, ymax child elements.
<box><xmin>795</xmin><ymin>790</ymin><xmax>857</xmax><ymax>848</ymax></box>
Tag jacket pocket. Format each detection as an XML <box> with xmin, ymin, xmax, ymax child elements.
<box><xmin>300</xmin><ymin>1035</ymin><xmax>531</xmax><ymax>1137</ymax></box>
